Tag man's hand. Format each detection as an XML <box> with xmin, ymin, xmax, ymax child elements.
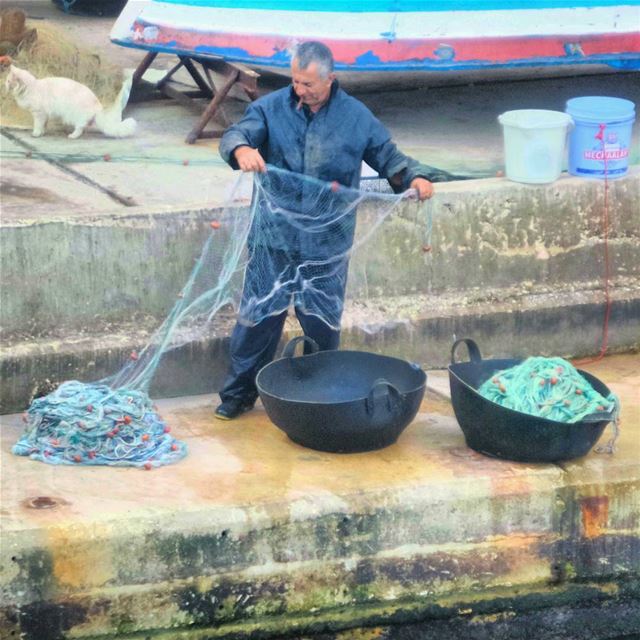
<box><xmin>234</xmin><ymin>146</ymin><xmax>266</xmax><ymax>173</ymax></box>
<box><xmin>410</xmin><ymin>177</ymin><xmax>434</xmax><ymax>201</ymax></box>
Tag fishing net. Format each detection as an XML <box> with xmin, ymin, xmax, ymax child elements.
<box><xmin>478</xmin><ymin>356</ymin><xmax>619</xmax><ymax>425</ymax></box>
<box><xmin>13</xmin><ymin>382</ymin><xmax>181</xmax><ymax>468</ymax></box>
<box><xmin>13</xmin><ymin>166</ymin><xmax>431</xmax><ymax>468</ymax></box>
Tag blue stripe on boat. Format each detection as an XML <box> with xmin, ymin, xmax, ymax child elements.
<box><xmin>111</xmin><ymin>37</ymin><xmax>640</xmax><ymax>71</ymax></box>
<box><xmin>153</xmin><ymin>0</ymin><xmax>640</xmax><ymax>11</ymax></box>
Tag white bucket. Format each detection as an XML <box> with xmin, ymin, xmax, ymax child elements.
<box><xmin>498</xmin><ymin>110</ymin><xmax>574</xmax><ymax>184</ymax></box>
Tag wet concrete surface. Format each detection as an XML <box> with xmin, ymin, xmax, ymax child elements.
<box><xmin>1</xmin><ymin>353</ymin><xmax>637</xmax><ymax>544</ymax></box>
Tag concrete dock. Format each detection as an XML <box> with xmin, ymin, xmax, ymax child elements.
<box><xmin>1</xmin><ymin>3</ymin><xmax>640</xmax><ymax>638</ymax></box>
<box><xmin>1</xmin><ymin>354</ymin><xmax>638</xmax><ymax>639</ymax></box>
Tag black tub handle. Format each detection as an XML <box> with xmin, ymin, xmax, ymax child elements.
<box><xmin>282</xmin><ymin>336</ymin><xmax>320</xmax><ymax>359</ymax></box>
<box><xmin>365</xmin><ymin>379</ymin><xmax>402</xmax><ymax>416</ymax></box>
<box><xmin>451</xmin><ymin>338</ymin><xmax>483</xmax><ymax>364</ymax></box>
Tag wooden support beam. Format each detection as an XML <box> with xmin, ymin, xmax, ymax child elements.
<box><xmin>157</xmin><ymin>59</ymin><xmax>186</xmax><ymax>89</ymax></box>
<box><xmin>202</xmin><ymin>58</ymin><xmax>259</xmax><ymax>99</ymax></box>
<box><xmin>132</xmin><ymin>52</ymin><xmax>158</xmax><ymax>85</ymax></box>
<box><xmin>185</xmin><ymin>68</ymin><xmax>239</xmax><ymax>144</ymax></box>
<box><xmin>130</xmin><ymin>52</ymin><xmax>260</xmax><ymax>143</ymax></box>
<box><xmin>180</xmin><ymin>56</ymin><xmax>214</xmax><ymax>98</ymax></box>
<box><xmin>203</xmin><ymin>66</ymin><xmax>230</xmax><ymax>128</ymax></box>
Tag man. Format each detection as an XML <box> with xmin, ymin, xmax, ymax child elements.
<box><xmin>216</xmin><ymin>41</ymin><xmax>451</xmax><ymax>420</ymax></box>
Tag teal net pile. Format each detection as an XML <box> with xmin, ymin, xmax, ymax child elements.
<box><xmin>13</xmin><ymin>167</ymin><xmax>432</xmax><ymax>468</ymax></box>
<box><xmin>13</xmin><ymin>382</ymin><xmax>182</xmax><ymax>469</ymax></box>
<box><xmin>478</xmin><ymin>356</ymin><xmax>620</xmax><ymax>439</ymax></box>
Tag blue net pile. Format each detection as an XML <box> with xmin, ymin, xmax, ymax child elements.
<box><xmin>13</xmin><ymin>381</ymin><xmax>185</xmax><ymax>468</ymax></box>
<box><xmin>478</xmin><ymin>356</ymin><xmax>619</xmax><ymax>424</ymax></box>
<box><xmin>13</xmin><ymin>167</ymin><xmax>430</xmax><ymax>468</ymax></box>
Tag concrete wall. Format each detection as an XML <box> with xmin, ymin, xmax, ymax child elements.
<box><xmin>2</xmin><ymin>172</ymin><xmax>639</xmax><ymax>335</ymax></box>
<box><xmin>1</xmin><ymin>170</ymin><xmax>639</xmax><ymax>412</ymax></box>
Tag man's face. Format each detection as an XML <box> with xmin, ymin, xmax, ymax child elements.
<box><xmin>291</xmin><ymin>59</ymin><xmax>334</xmax><ymax>111</ymax></box>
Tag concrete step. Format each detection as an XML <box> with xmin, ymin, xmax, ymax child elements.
<box><xmin>2</xmin><ymin>283</ymin><xmax>638</xmax><ymax>413</ymax></box>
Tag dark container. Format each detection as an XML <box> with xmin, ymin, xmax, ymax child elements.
<box><xmin>257</xmin><ymin>336</ymin><xmax>426</xmax><ymax>453</ymax></box>
<box><xmin>448</xmin><ymin>338</ymin><xmax>615</xmax><ymax>462</ymax></box>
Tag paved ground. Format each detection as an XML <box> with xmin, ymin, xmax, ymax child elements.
<box><xmin>1</xmin><ymin>1</ymin><xmax>639</xmax><ymax>221</ymax></box>
<box><xmin>2</xmin><ymin>8</ymin><xmax>638</xmax><ymax>638</ymax></box>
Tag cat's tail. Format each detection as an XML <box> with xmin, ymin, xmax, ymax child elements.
<box><xmin>94</xmin><ymin>112</ymin><xmax>137</xmax><ymax>138</ymax></box>
<box><xmin>94</xmin><ymin>71</ymin><xmax>137</xmax><ymax>138</ymax></box>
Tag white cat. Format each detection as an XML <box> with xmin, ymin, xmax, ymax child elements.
<box><xmin>5</xmin><ymin>64</ymin><xmax>136</xmax><ymax>139</ymax></box>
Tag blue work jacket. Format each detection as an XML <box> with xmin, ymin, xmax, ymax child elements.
<box><xmin>219</xmin><ymin>82</ymin><xmax>446</xmax><ymax>259</ymax></box>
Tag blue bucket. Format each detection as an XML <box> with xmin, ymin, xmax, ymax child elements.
<box><xmin>566</xmin><ymin>96</ymin><xmax>635</xmax><ymax>179</ymax></box>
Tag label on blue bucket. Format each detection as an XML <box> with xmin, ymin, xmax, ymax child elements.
<box><xmin>566</xmin><ymin>96</ymin><xmax>636</xmax><ymax>179</ymax></box>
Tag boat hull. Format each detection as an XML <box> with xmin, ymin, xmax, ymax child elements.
<box><xmin>111</xmin><ymin>1</ymin><xmax>640</xmax><ymax>73</ymax></box>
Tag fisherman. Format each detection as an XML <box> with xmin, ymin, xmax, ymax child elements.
<box><xmin>216</xmin><ymin>40</ymin><xmax>453</xmax><ymax>420</ymax></box>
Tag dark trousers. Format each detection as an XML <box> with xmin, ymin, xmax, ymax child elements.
<box><xmin>219</xmin><ymin>247</ymin><xmax>346</xmax><ymax>404</ymax></box>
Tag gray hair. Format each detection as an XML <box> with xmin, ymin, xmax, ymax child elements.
<box><xmin>292</xmin><ymin>41</ymin><xmax>334</xmax><ymax>78</ymax></box>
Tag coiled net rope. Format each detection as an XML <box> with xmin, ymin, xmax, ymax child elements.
<box><xmin>478</xmin><ymin>356</ymin><xmax>620</xmax><ymax>452</ymax></box>
<box><xmin>13</xmin><ymin>167</ymin><xmax>432</xmax><ymax>468</ymax></box>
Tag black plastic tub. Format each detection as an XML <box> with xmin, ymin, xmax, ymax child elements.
<box><xmin>257</xmin><ymin>336</ymin><xmax>426</xmax><ymax>453</ymax></box>
<box><xmin>448</xmin><ymin>338</ymin><xmax>614</xmax><ymax>463</ymax></box>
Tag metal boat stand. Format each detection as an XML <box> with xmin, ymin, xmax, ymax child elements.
<box><xmin>131</xmin><ymin>52</ymin><xmax>259</xmax><ymax>144</ymax></box>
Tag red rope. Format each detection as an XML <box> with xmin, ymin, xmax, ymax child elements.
<box><xmin>573</xmin><ymin>123</ymin><xmax>612</xmax><ymax>367</ymax></box>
